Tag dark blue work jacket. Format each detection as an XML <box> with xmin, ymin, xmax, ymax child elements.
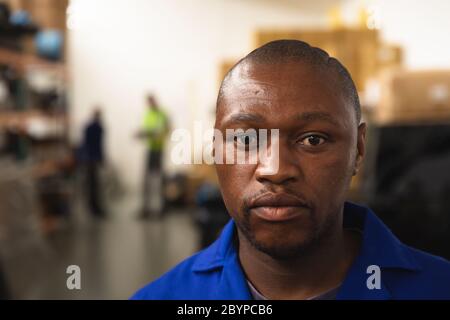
<box><xmin>132</xmin><ymin>202</ymin><xmax>450</xmax><ymax>299</ymax></box>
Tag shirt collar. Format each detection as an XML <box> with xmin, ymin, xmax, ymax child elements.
<box><xmin>191</xmin><ymin>217</ymin><xmax>237</xmax><ymax>272</ymax></box>
<box><xmin>343</xmin><ymin>202</ymin><xmax>421</xmax><ymax>271</ymax></box>
<box><xmin>337</xmin><ymin>202</ymin><xmax>421</xmax><ymax>299</ymax></box>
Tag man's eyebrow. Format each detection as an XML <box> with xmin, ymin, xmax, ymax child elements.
<box><xmin>298</xmin><ymin>111</ymin><xmax>339</xmax><ymax>126</ymax></box>
<box><xmin>221</xmin><ymin>113</ymin><xmax>265</xmax><ymax>125</ymax></box>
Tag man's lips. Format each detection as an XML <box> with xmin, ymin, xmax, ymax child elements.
<box><xmin>248</xmin><ymin>193</ymin><xmax>309</xmax><ymax>222</ymax></box>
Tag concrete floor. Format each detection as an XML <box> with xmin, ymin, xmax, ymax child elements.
<box><xmin>1</xmin><ymin>195</ymin><xmax>200</xmax><ymax>299</ymax></box>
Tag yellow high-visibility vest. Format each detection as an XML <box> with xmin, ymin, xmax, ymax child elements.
<box><xmin>143</xmin><ymin>108</ymin><xmax>168</xmax><ymax>151</ymax></box>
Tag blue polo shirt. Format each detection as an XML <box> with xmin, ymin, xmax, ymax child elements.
<box><xmin>131</xmin><ymin>202</ymin><xmax>450</xmax><ymax>299</ymax></box>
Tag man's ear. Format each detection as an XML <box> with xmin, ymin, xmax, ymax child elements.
<box><xmin>354</xmin><ymin>122</ymin><xmax>367</xmax><ymax>176</ymax></box>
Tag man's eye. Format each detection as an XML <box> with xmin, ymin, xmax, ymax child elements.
<box><xmin>235</xmin><ymin>134</ymin><xmax>257</xmax><ymax>146</ymax></box>
<box><xmin>300</xmin><ymin>134</ymin><xmax>327</xmax><ymax>147</ymax></box>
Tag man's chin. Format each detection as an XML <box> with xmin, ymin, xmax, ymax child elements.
<box><xmin>250</xmin><ymin>237</ymin><xmax>318</xmax><ymax>260</ymax></box>
<box><xmin>236</xmin><ymin>216</ymin><xmax>324</xmax><ymax>259</ymax></box>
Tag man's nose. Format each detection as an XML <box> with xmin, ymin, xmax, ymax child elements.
<box><xmin>255</xmin><ymin>141</ymin><xmax>301</xmax><ymax>186</ymax></box>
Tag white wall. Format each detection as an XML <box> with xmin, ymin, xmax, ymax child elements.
<box><xmin>67</xmin><ymin>0</ymin><xmax>332</xmax><ymax>190</ymax></box>
<box><xmin>343</xmin><ymin>0</ymin><xmax>450</xmax><ymax>69</ymax></box>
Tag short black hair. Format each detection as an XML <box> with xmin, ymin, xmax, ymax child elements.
<box><xmin>217</xmin><ymin>39</ymin><xmax>361</xmax><ymax>123</ymax></box>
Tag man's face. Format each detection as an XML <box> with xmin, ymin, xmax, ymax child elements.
<box><xmin>214</xmin><ymin>61</ymin><xmax>365</xmax><ymax>259</ymax></box>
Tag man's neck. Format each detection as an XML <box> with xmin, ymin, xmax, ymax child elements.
<box><xmin>238</xmin><ymin>225</ymin><xmax>361</xmax><ymax>300</ymax></box>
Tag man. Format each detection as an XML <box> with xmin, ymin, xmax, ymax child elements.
<box><xmin>132</xmin><ymin>40</ymin><xmax>450</xmax><ymax>299</ymax></box>
<box><xmin>138</xmin><ymin>95</ymin><xmax>169</xmax><ymax>218</ymax></box>
<box><xmin>82</xmin><ymin>108</ymin><xmax>105</xmax><ymax>218</ymax></box>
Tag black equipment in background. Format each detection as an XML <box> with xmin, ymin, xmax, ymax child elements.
<box><xmin>366</xmin><ymin>123</ymin><xmax>450</xmax><ymax>260</ymax></box>
<box><xmin>194</xmin><ymin>183</ymin><xmax>230</xmax><ymax>249</ymax></box>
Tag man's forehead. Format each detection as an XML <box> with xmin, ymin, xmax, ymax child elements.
<box><xmin>219</xmin><ymin>75</ymin><xmax>342</xmax><ymax>114</ymax></box>
<box><xmin>216</xmin><ymin>60</ymin><xmax>355</xmax><ymax>126</ymax></box>
<box><xmin>222</xmin><ymin>81</ymin><xmax>287</xmax><ymax>102</ymax></box>
<box><xmin>222</xmin><ymin>61</ymin><xmax>337</xmax><ymax>100</ymax></box>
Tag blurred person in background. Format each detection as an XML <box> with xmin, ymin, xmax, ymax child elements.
<box><xmin>136</xmin><ymin>94</ymin><xmax>170</xmax><ymax>219</ymax></box>
<box><xmin>82</xmin><ymin>108</ymin><xmax>105</xmax><ymax>218</ymax></box>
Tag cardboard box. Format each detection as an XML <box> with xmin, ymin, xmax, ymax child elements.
<box><xmin>376</xmin><ymin>70</ymin><xmax>450</xmax><ymax>124</ymax></box>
